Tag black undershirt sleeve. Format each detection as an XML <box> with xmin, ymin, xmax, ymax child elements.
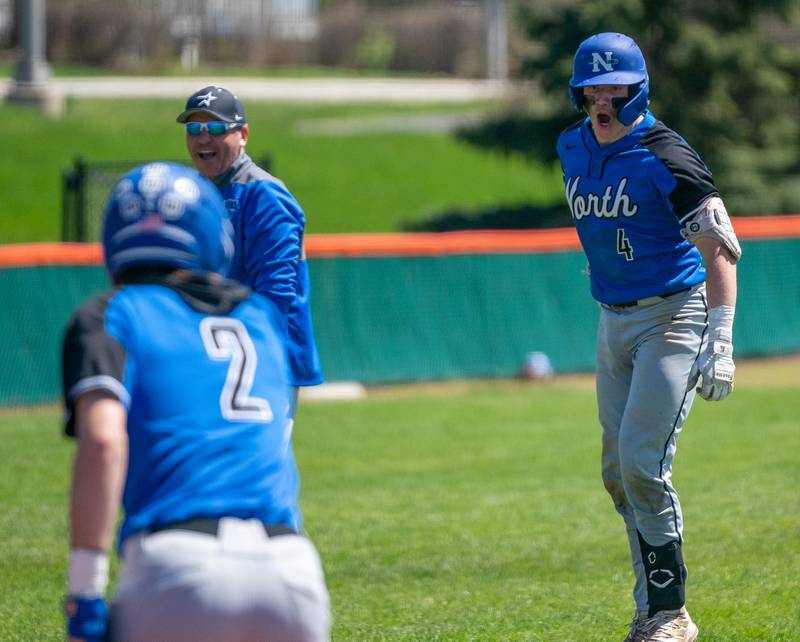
<box><xmin>62</xmin><ymin>291</ymin><xmax>127</xmax><ymax>437</ymax></box>
<box><xmin>640</xmin><ymin>121</ymin><xmax>719</xmax><ymax>218</ymax></box>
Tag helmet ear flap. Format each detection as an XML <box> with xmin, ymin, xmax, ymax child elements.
<box><xmin>616</xmin><ymin>79</ymin><xmax>649</xmax><ymax>126</ymax></box>
<box><xmin>569</xmin><ymin>86</ymin><xmax>584</xmax><ymax>112</ymax></box>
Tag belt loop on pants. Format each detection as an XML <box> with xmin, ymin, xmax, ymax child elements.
<box><xmin>149</xmin><ymin>517</ymin><xmax>298</xmax><ymax>538</ymax></box>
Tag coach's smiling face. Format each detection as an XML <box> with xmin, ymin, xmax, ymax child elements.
<box><xmin>584</xmin><ymin>84</ymin><xmax>640</xmax><ymax>145</ymax></box>
<box><xmin>185</xmin><ymin>112</ymin><xmax>249</xmax><ymax>180</ymax></box>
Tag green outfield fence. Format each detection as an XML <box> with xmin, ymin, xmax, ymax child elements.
<box><xmin>1</xmin><ymin>220</ymin><xmax>799</xmax><ymax>406</ymax></box>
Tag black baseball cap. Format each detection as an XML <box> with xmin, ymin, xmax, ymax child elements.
<box><xmin>176</xmin><ymin>86</ymin><xmax>247</xmax><ymax>124</ymax></box>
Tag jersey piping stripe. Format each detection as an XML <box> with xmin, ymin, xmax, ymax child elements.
<box><xmin>2</xmin><ymin>214</ymin><xmax>800</xmax><ymax>266</ymax></box>
<box><xmin>67</xmin><ymin>375</ymin><xmax>131</xmax><ymax>409</ymax></box>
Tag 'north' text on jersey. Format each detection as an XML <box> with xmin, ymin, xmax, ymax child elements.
<box><xmin>556</xmin><ymin>111</ymin><xmax>718</xmax><ymax>305</ymax></box>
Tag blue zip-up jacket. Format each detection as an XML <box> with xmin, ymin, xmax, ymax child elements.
<box><xmin>216</xmin><ymin>152</ymin><xmax>322</xmax><ymax>386</ymax></box>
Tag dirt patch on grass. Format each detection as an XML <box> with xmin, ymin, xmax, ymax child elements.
<box><xmin>733</xmin><ymin>353</ymin><xmax>800</xmax><ymax>389</ymax></box>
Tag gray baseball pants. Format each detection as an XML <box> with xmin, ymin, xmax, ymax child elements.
<box><xmin>109</xmin><ymin>517</ymin><xmax>331</xmax><ymax>642</ymax></box>
<box><xmin>596</xmin><ymin>284</ymin><xmax>706</xmax><ymax>613</ymax></box>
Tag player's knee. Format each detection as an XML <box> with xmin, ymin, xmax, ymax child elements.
<box><xmin>619</xmin><ymin>459</ymin><xmax>655</xmax><ymax>495</ymax></box>
<box><xmin>619</xmin><ymin>464</ymin><xmax>668</xmax><ymax>513</ymax></box>
<box><xmin>602</xmin><ymin>475</ymin><xmax>627</xmax><ymax>512</ymax></box>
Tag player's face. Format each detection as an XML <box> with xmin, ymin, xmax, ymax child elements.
<box><xmin>185</xmin><ymin>112</ymin><xmax>249</xmax><ymax>179</ymax></box>
<box><xmin>583</xmin><ymin>84</ymin><xmax>632</xmax><ymax>144</ymax></box>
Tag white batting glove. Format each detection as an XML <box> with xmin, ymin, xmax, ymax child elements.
<box><xmin>696</xmin><ymin>305</ymin><xmax>736</xmax><ymax>401</ymax></box>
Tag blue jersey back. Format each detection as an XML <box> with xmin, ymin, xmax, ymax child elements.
<box><xmin>63</xmin><ymin>276</ymin><xmax>302</xmax><ymax>550</ymax></box>
<box><xmin>556</xmin><ymin>112</ymin><xmax>717</xmax><ymax>304</ymax></box>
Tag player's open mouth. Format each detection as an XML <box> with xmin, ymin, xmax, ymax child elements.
<box><xmin>597</xmin><ymin>113</ymin><xmax>612</xmax><ymax>126</ymax></box>
<box><xmin>198</xmin><ymin>151</ymin><xmax>217</xmax><ymax>160</ymax></box>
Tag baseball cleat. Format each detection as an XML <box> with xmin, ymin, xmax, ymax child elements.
<box><xmin>623</xmin><ymin>606</ymin><xmax>699</xmax><ymax>641</ymax></box>
<box><xmin>623</xmin><ymin>611</ymin><xmax>645</xmax><ymax>642</ymax></box>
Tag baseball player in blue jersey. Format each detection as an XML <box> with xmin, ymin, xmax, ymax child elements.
<box><xmin>62</xmin><ymin>163</ymin><xmax>330</xmax><ymax>642</ymax></box>
<box><xmin>557</xmin><ymin>33</ymin><xmax>741</xmax><ymax>641</ymax></box>
<box><xmin>177</xmin><ymin>85</ymin><xmax>322</xmax><ymax>396</ymax></box>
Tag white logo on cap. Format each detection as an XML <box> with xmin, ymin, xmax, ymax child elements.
<box><xmin>234</xmin><ymin>114</ymin><xmax>243</xmax><ymax>121</ymax></box>
<box><xmin>196</xmin><ymin>91</ymin><xmax>218</xmax><ymax>108</ymax></box>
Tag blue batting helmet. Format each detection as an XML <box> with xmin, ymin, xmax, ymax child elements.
<box><xmin>569</xmin><ymin>32</ymin><xmax>649</xmax><ymax>126</ymax></box>
<box><xmin>102</xmin><ymin>162</ymin><xmax>234</xmax><ymax>278</ymax></box>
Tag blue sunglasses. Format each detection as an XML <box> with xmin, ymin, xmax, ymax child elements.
<box><xmin>185</xmin><ymin>121</ymin><xmax>242</xmax><ymax>136</ymax></box>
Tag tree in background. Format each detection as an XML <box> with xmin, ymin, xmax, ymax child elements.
<box><xmin>465</xmin><ymin>0</ymin><xmax>800</xmax><ymax>216</ymax></box>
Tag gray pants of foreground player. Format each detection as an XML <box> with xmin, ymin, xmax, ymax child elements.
<box><xmin>110</xmin><ymin>518</ymin><xmax>331</xmax><ymax>642</ymax></box>
<box><xmin>596</xmin><ymin>284</ymin><xmax>706</xmax><ymax>613</ymax></box>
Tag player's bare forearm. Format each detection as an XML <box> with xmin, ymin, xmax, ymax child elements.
<box><xmin>70</xmin><ymin>391</ymin><xmax>128</xmax><ymax>552</ymax></box>
<box><xmin>694</xmin><ymin>237</ymin><xmax>737</xmax><ymax>309</ymax></box>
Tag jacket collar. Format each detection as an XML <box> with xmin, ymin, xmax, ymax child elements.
<box><xmin>213</xmin><ymin>151</ymin><xmax>252</xmax><ymax>189</ymax></box>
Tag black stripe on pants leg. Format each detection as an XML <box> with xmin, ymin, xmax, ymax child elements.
<box><xmin>657</xmin><ymin>291</ymin><xmax>707</xmax><ymax>545</ymax></box>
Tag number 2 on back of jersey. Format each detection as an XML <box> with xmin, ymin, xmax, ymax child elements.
<box><xmin>616</xmin><ymin>228</ymin><xmax>634</xmax><ymax>261</ymax></box>
<box><xmin>200</xmin><ymin>317</ymin><xmax>273</xmax><ymax>422</ymax></box>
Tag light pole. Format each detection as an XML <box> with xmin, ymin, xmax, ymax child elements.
<box><xmin>485</xmin><ymin>0</ymin><xmax>508</xmax><ymax>81</ymax></box>
<box><xmin>7</xmin><ymin>0</ymin><xmax>64</xmax><ymax>115</ymax></box>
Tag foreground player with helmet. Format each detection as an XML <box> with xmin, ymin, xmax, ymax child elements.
<box><xmin>62</xmin><ymin>162</ymin><xmax>330</xmax><ymax>642</ymax></box>
<box><xmin>557</xmin><ymin>33</ymin><xmax>741</xmax><ymax>641</ymax></box>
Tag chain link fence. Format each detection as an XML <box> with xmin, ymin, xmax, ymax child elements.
<box><xmin>61</xmin><ymin>155</ymin><xmax>272</xmax><ymax>242</ymax></box>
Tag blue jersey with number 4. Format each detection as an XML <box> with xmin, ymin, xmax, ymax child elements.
<box><xmin>556</xmin><ymin>111</ymin><xmax>718</xmax><ymax>305</ymax></box>
<box><xmin>62</xmin><ymin>275</ymin><xmax>302</xmax><ymax>551</ymax></box>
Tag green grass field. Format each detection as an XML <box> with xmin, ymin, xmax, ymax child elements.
<box><xmin>0</xmin><ymin>98</ymin><xmax>562</xmax><ymax>243</ymax></box>
<box><xmin>1</xmin><ymin>365</ymin><xmax>798</xmax><ymax>641</ymax></box>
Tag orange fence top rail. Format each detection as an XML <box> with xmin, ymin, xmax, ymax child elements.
<box><xmin>1</xmin><ymin>215</ymin><xmax>799</xmax><ymax>267</ymax></box>
<box><xmin>0</xmin><ymin>242</ymin><xmax>104</xmax><ymax>268</ymax></box>
<box><xmin>306</xmin><ymin>228</ymin><xmax>581</xmax><ymax>257</ymax></box>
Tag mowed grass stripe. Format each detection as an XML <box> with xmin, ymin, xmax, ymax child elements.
<box><xmin>1</xmin><ymin>382</ymin><xmax>797</xmax><ymax>640</ymax></box>
<box><xmin>0</xmin><ymin>99</ymin><xmax>562</xmax><ymax>243</ymax></box>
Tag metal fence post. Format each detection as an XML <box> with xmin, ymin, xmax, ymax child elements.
<box><xmin>75</xmin><ymin>156</ymin><xmax>87</xmax><ymax>241</ymax></box>
<box><xmin>61</xmin><ymin>166</ymin><xmax>72</xmax><ymax>241</ymax></box>
<box><xmin>61</xmin><ymin>156</ymin><xmax>85</xmax><ymax>242</ymax></box>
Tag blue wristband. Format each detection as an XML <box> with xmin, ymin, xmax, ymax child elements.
<box><xmin>65</xmin><ymin>595</ymin><xmax>108</xmax><ymax>642</ymax></box>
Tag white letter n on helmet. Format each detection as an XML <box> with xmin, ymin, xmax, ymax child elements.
<box><xmin>591</xmin><ymin>51</ymin><xmax>617</xmax><ymax>72</ymax></box>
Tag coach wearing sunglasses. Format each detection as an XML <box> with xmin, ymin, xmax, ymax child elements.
<box><xmin>177</xmin><ymin>86</ymin><xmax>323</xmax><ymax>401</ymax></box>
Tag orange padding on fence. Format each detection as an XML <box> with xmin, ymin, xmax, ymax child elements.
<box><xmin>0</xmin><ymin>242</ymin><xmax>104</xmax><ymax>267</ymax></box>
<box><xmin>1</xmin><ymin>215</ymin><xmax>800</xmax><ymax>267</ymax></box>
<box><xmin>307</xmin><ymin>228</ymin><xmax>582</xmax><ymax>257</ymax></box>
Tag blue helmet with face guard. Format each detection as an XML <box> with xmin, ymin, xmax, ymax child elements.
<box><xmin>569</xmin><ymin>32</ymin><xmax>649</xmax><ymax>126</ymax></box>
<box><xmin>102</xmin><ymin>162</ymin><xmax>234</xmax><ymax>279</ymax></box>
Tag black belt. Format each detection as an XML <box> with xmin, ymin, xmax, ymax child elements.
<box><xmin>608</xmin><ymin>286</ymin><xmax>693</xmax><ymax>309</ymax></box>
<box><xmin>150</xmin><ymin>517</ymin><xmax>298</xmax><ymax>538</ymax></box>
